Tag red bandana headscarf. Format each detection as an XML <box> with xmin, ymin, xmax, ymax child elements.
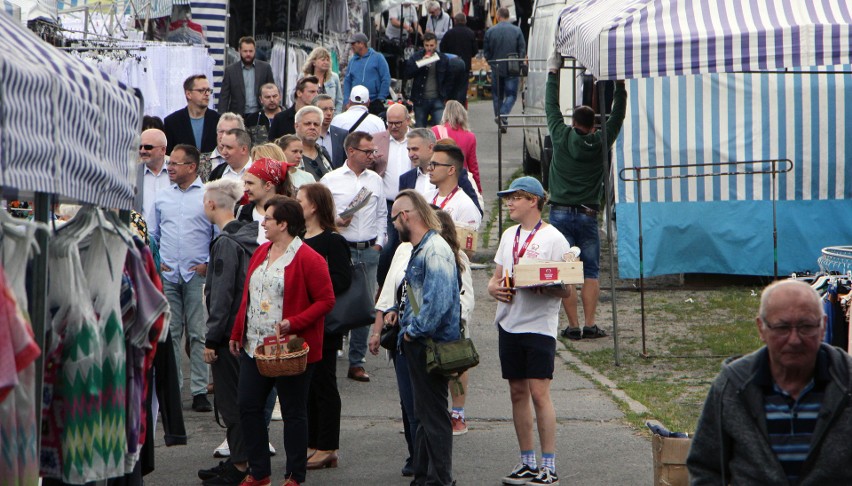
<box><xmin>248</xmin><ymin>157</ymin><xmax>283</xmax><ymax>185</ymax></box>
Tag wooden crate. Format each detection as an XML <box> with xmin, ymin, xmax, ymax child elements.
<box><xmin>652</xmin><ymin>434</ymin><xmax>691</xmax><ymax>486</ymax></box>
<box><xmin>456</xmin><ymin>225</ymin><xmax>478</xmax><ymax>252</ymax></box>
<box><xmin>513</xmin><ymin>260</ymin><xmax>583</xmax><ymax>287</ymax></box>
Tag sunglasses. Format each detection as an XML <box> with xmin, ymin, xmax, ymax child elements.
<box><xmin>139</xmin><ymin>144</ymin><xmax>163</xmax><ymax>151</ymax></box>
<box><xmin>391</xmin><ymin>210</ymin><xmax>410</xmax><ymax>222</ymax></box>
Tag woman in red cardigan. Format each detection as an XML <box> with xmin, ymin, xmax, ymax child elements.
<box><xmin>229</xmin><ymin>195</ymin><xmax>335</xmax><ymax>486</ymax></box>
<box><xmin>431</xmin><ymin>100</ymin><xmax>482</xmax><ymax>192</ymax></box>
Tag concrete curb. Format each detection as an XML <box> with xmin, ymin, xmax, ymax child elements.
<box><xmin>558</xmin><ymin>348</ymin><xmax>650</xmax><ymax>416</ymax></box>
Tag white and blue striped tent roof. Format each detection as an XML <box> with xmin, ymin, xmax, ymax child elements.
<box><xmin>0</xmin><ymin>11</ymin><xmax>142</xmax><ymax>209</ymax></box>
<box><xmin>556</xmin><ymin>0</ymin><xmax>852</xmax><ymax>80</ymax></box>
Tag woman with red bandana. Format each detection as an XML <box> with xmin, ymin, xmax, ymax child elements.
<box><xmin>238</xmin><ymin>157</ymin><xmax>295</xmax><ymax>244</ymax></box>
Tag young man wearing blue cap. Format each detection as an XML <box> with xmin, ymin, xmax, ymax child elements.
<box><xmin>488</xmin><ymin>176</ymin><xmax>571</xmax><ymax>486</ymax></box>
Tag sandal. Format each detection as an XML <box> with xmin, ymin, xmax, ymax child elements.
<box><xmin>582</xmin><ymin>325</ymin><xmax>608</xmax><ymax>339</ymax></box>
<box><xmin>561</xmin><ymin>327</ymin><xmax>582</xmax><ymax>340</ymax></box>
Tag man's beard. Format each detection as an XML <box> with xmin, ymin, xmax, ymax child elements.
<box><xmin>398</xmin><ymin>224</ymin><xmax>411</xmax><ymax>243</ymax></box>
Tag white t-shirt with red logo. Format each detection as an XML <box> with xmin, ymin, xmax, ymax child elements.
<box><xmin>493</xmin><ymin>223</ymin><xmax>570</xmax><ymax>337</ymax></box>
<box><xmin>425</xmin><ymin>187</ymin><xmax>482</xmax><ymax>230</ymax></box>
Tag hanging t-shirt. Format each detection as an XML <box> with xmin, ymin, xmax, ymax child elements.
<box><xmin>493</xmin><ymin>223</ymin><xmax>570</xmax><ymax>337</ymax></box>
<box><xmin>0</xmin><ymin>265</ymin><xmax>41</xmax><ymax>486</ymax></box>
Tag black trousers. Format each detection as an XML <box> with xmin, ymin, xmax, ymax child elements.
<box><xmin>307</xmin><ymin>338</ymin><xmax>342</xmax><ymax>450</ymax></box>
<box><xmin>403</xmin><ymin>339</ymin><xmax>453</xmax><ymax>486</ymax></box>
<box><xmin>211</xmin><ymin>343</ymin><xmax>246</xmax><ymax>462</ymax></box>
<box><xmin>238</xmin><ymin>352</ymin><xmax>315</xmax><ymax>482</ymax></box>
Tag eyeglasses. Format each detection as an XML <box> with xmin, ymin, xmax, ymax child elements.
<box><xmin>351</xmin><ymin>147</ymin><xmax>378</xmax><ymax>156</ymax></box>
<box><xmin>190</xmin><ymin>88</ymin><xmax>213</xmax><ymax>94</ymax></box>
<box><xmin>169</xmin><ymin>161</ymin><xmax>195</xmax><ymax>167</ymax></box>
<box><xmin>139</xmin><ymin>144</ymin><xmax>163</xmax><ymax>151</ymax></box>
<box><xmin>501</xmin><ymin>194</ymin><xmax>529</xmax><ymax>203</ymax></box>
<box><xmin>387</xmin><ymin>120</ymin><xmax>406</xmax><ymax>127</ymax></box>
<box><xmin>428</xmin><ymin>161</ymin><xmax>453</xmax><ymax>169</ymax></box>
<box><xmin>762</xmin><ymin>320</ymin><xmax>822</xmax><ymax>338</ymax></box>
<box><xmin>391</xmin><ymin>210</ymin><xmax>410</xmax><ymax>222</ymax></box>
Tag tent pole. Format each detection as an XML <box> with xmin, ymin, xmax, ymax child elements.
<box><xmin>30</xmin><ymin>192</ymin><xmax>52</xmax><ymax>448</ymax></box>
<box><xmin>599</xmin><ymin>81</ymin><xmax>620</xmax><ymax>366</ymax></box>
<box><xmin>252</xmin><ymin>0</ymin><xmax>256</xmax><ymax>38</ymax></box>
<box><xmin>284</xmin><ymin>0</ymin><xmax>291</xmax><ymax>105</ymax></box>
<box><xmin>322</xmin><ymin>0</ymin><xmax>327</xmax><ymax>45</ymax></box>
<box><xmin>636</xmin><ymin>169</ymin><xmax>646</xmax><ymax>356</ymax></box>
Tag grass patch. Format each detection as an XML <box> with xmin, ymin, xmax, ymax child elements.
<box><xmin>563</xmin><ymin>286</ymin><xmax>763</xmax><ymax>433</ymax></box>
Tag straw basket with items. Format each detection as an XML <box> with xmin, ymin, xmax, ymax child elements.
<box><xmin>254</xmin><ymin>334</ymin><xmax>309</xmax><ymax>377</ymax></box>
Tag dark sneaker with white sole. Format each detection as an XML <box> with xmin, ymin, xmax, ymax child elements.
<box><xmin>198</xmin><ymin>460</ymin><xmax>231</xmax><ymax>481</ymax></box>
<box><xmin>202</xmin><ymin>461</ymin><xmax>246</xmax><ymax>486</ymax></box>
<box><xmin>503</xmin><ymin>463</ymin><xmax>539</xmax><ymax>484</ymax></box>
<box><xmin>529</xmin><ymin>467</ymin><xmax>559</xmax><ymax>485</ymax></box>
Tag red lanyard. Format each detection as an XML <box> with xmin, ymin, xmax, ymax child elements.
<box><xmin>512</xmin><ymin>220</ymin><xmax>543</xmax><ymax>265</ymax></box>
<box><xmin>431</xmin><ymin>186</ymin><xmax>460</xmax><ymax>209</ymax></box>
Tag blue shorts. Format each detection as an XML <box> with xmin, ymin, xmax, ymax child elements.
<box><xmin>548</xmin><ymin>206</ymin><xmax>600</xmax><ymax>279</ymax></box>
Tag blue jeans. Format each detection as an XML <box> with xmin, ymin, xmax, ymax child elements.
<box><xmin>348</xmin><ymin>246</ymin><xmax>380</xmax><ymax>367</ymax></box>
<box><xmin>238</xmin><ymin>352</ymin><xmax>314</xmax><ymax>482</ymax></box>
<box><xmin>414</xmin><ymin>98</ymin><xmax>445</xmax><ymax>128</ymax></box>
<box><xmin>548</xmin><ymin>207</ymin><xmax>601</xmax><ymax>279</ymax></box>
<box><xmin>163</xmin><ymin>274</ymin><xmax>208</xmax><ymax>397</ymax></box>
<box><xmin>492</xmin><ymin>75</ymin><xmax>519</xmax><ymax>124</ymax></box>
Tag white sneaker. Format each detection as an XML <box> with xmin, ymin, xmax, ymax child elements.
<box><xmin>269</xmin><ymin>442</ymin><xmax>276</xmax><ymax>456</ymax></box>
<box><xmin>271</xmin><ymin>400</ymin><xmax>283</xmax><ymax>421</ymax></box>
<box><xmin>213</xmin><ymin>438</ymin><xmax>230</xmax><ymax>458</ymax></box>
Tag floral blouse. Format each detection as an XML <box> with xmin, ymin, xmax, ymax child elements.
<box><xmin>243</xmin><ymin>238</ymin><xmax>302</xmax><ymax>357</ymax></box>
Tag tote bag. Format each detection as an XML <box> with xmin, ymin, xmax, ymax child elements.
<box><xmin>324</xmin><ymin>261</ymin><xmax>375</xmax><ymax>334</ymax></box>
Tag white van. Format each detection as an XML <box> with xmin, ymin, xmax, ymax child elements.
<box><xmin>521</xmin><ymin>0</ymin><xmax>580</xmax><ymax>187</ymax></box>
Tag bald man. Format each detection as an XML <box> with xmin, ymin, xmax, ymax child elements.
<box><xmin>137</xmin><ymin>128</ymin><xmax>170</xmax><ymax>221</ymax></box>
<box><xmin>688</xmin><ymin>280</ymin><xmax>852</xmax><ymax>485</ymax></box>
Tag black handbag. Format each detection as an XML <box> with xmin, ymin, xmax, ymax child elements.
<box><xmin>324</xmin><ymin>262</ymin><xmax>375</xmax><ymax>334</ymax></box>
<box><xmin>380</xmin><ymin>323</ymin><xmax>399</xmax><ymax>353</ymax></box>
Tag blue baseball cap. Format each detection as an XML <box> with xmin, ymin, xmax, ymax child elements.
<box><xmin>497</xmin><ymin>176</ymin><xmax>545</xmax><ymax>198</ymax></box>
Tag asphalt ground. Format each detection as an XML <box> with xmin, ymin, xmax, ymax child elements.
<box><xmin>145</xmin><ymin>99</ymin><xmax>653</xmax><ymax>485</ymax></box>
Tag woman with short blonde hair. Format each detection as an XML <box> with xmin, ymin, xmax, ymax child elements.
<box><xmin>431</xmin><ymin>100</ymin><xmax>482</xmax><ymax>191</ymax></box>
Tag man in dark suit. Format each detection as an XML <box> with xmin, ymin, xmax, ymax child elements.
<box><xmin>440</xmin><ymin>14</ymin><xmax>477</xmax><ymax>73</ymax></box>
<box><xmin>164</xmin><ymin>74</ymin><xmax>220</xmax><ymax>154</ymax></box>
<box><xmin>268</xmin><ymin>76</ymin><xmax>320</xmax><ymax>142</ymax></box>
<box><xmin>218</xmin><ymin>36</ymin><xmax>276</xmax><ymax>117</ymax></box>
<box><xmin>314</xmin><ymin>94</ymin><xmax>349</xmax><ymax>169</ymax></box>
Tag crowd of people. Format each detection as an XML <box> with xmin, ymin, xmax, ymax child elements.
<box><xmin>129</xmin><ymin>10</ymin><xmax>641</xmax><ymax>482</ymax></box>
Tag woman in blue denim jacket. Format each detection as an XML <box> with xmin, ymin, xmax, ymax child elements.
<box><xmin>302</xmin><ymin>47</ymin><xmax>344</xmax><ymax>114</ymax></box>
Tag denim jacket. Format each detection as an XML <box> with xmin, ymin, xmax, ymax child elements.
<box><xmin>400</xmin><ymin>230</ymin><xmax>460</xmax><ymax>344</ymax></box>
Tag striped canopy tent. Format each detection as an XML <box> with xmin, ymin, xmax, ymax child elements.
<box><xmin>555</xmin><ymin>0</ymin><xmax>852</xmax><ymax>80</ymax></box>
<box><xmin>0</xmin><ymin>10</ymin><xmax>142</xmax><ymax>209</ymax></box>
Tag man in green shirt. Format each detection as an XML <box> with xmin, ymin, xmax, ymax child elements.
<box><xmin>544</xmin><ymin>50</ymin><xmax>627</xmax><ymax>341</ymax></box>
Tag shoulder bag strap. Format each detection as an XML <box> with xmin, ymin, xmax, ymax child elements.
<box><xmin>349</xmin><ymin>110</ymin><xmax>371</xmax><ymax>133</ymax></box>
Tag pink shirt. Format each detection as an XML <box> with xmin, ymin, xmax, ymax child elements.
<box><xmin>432</xmin><ymin>124</ymin><xmax>481</xmax><ymax>191</ymax></box>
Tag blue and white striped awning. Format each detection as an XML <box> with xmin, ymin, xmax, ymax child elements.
<box><xmin>556</xmin><ymin>0</ymin><xmax>852</xmax><ymax>80</ymax></box>
<box><xmin>0</xmin><ymin>12</ymin><xmax>142</xmax><ymax>209</ymax></box>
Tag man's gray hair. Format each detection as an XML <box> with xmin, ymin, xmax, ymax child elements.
<box><xmin>406</xmin><ymin>127</ymin><xmax>436</xmax><ymax>144</ymax></box>
<box><xmin>312</xmin><ymin>93</ymin><xmax>334</xmax><ymax>105</ymax></box>
<box><xmin>225</xmin><ymin>128</ymin><xmax>252</xmax><ymax>149</ymax></box>
<box><xmin>260</xmin><ymin>83</ymin><xmax>279</xmax><ymax>94</ymax></box>
<box><xmin>296</xmin><ymin>105</ymin><xmax>324</xmax><ymax>123</ymax></box>
<box><xmin>758</xmin><ymin>279</ymin><xmax>825</xmax><ymax>325</ymax></box>
<box><xmin>204</xmin><ymin>178</ymin><xmax>243</xmax><ymax>209</ymax></box>
<box><xmin>218</xmin><ymin>112</ymin><xmax>246</xmax><ymax>130</ymax></box>
<box><xmin>425</xmin><ymin>0</ymin><xmax>440</xmax><ymax>11</ymax></box>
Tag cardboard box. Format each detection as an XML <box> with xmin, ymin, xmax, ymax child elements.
<box><xmin>512</xmin><ymin>259</ymin><xmax>583</xmax><ymax>287</ymax></box>
<box><xmin>651</xmin><ymin>434</ymin><xmax>691</xmax><ymax>486</ymax></box>
<box><xmin>456</xmin><ymin>226</ymin><xmax>478</xmax><ymax>252</ymax></box>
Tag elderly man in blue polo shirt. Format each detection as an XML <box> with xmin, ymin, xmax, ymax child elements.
<box><xmin>688</xmin><ymin>279</ymin><xmax>852</xmax><ymax>485</ymax></box>
<box><xmin>150</xmin><ymin>143</ymin><xmax>216</xmax><ymax>413</ymax></box>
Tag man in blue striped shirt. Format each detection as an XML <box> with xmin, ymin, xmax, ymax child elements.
<box><xmin>688</xmin><ymin>280</ymin><xmax>852</xmax><ymax>484</ymax></box>
<box><xmin>150</xmin><ymin>143</ymin><xmax>217</xmax><ymax>413</ymax></box>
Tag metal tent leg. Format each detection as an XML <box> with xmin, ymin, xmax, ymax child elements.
<box><xmin>599</xmin><ymin>82</ymin><xmax>620</xmax><ymax>366</ymax></box>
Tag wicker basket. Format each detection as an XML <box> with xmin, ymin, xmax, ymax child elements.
<box><xmin>254</xmin><ymin>337</ymin><xmax>309</xmax><ymax>377</ymax></box>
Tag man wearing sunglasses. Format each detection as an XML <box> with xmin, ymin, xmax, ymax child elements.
<box><xmin>164</xmin><ymin>74</ymin><xmax>221</xmax><ymax>155</ymax></box>
<box><xmin>136</xmin><ymin>128</ymin><xmax>170</xmax><ymax>222</ymax></box>
<box><xmin>689</xmin><ymin>280</ymin><xmax>852</xmax><ymax>485</ymax></box>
